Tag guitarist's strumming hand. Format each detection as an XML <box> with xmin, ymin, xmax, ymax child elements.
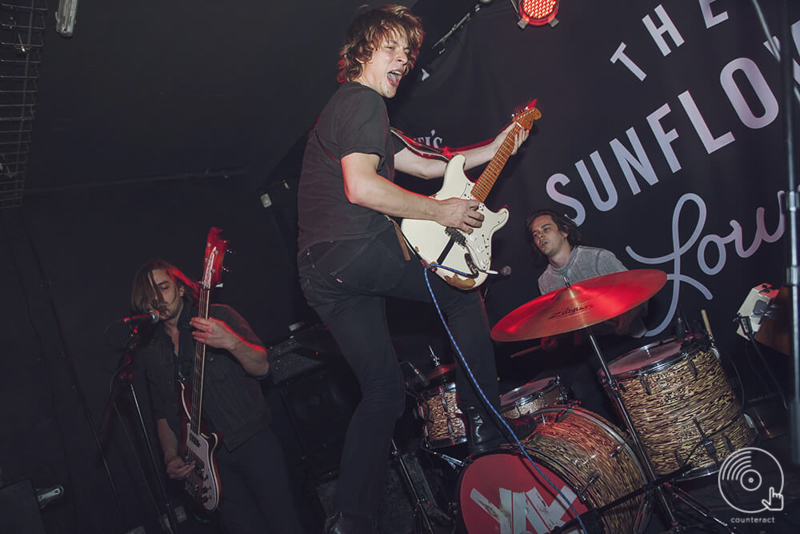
<box><xmin>436</xmin><ymin>198</ymin><xmax>484</xmax><ymax>234</ymax></box>
<box><xmin>165</xmin><ymin>453</ymin><xmax>195</xmax><ymax>480</ymax></box>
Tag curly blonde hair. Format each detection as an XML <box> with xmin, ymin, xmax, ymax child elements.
<box><xmin>338</xmin><ymin>4</ymin><xmax>424</xmax><ymax>83</ymax></box>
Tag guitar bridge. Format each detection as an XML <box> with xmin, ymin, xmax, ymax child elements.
<box><xmin>440</xmin><ymin>228</ymin><xmax>480</xmax><ymax>279</ymax></box>
<box><xmin>445</xmin><ymin>227</ymin><xmax>468</xmax><ymax>246</ymax></box>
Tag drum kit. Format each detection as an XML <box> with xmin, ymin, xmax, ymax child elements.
<box><xmin>406</xmin><ymin>269</ymin><xmax>755</xmax><ymax>534</ymax></box>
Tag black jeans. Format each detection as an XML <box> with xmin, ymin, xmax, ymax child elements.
<box><xmin>216</xmin><ymin>426</ymin><xmax>305</xmax><ymax>534</ymax></box>
<box><xmin>298</xmin><ymin>225</ymin><xmax>500</xmax><ymax>522</ymax></box>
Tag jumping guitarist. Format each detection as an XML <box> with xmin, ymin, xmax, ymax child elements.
<box><xmin>130</xmin><ymin>257</ymin><xmax>305</xmax><ymax>534</ymax></box>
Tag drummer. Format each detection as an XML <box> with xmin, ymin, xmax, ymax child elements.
<box><xmin>524</xmin><ymin>209</ymin><xmax>648</xmax><ymax>421</ymax></box>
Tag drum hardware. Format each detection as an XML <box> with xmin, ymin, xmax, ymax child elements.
<box><xmin>736</xmin><ymin>313</ymin><xmax>790</xmax><ymax>411</ymax></box>
<box><xmin>389</xmin><ymin>439</ymin><xmax>452</xmax><ymax>534</ymax></box>
<box><xmin>419</xmin><ymin>447</ymin><xmax>464</xmax><ymax>470</ymax></box>
<box><xmin>491</xmin><ymin>270</ymin><xmax>744</xmax><ymax>533</ymax></box>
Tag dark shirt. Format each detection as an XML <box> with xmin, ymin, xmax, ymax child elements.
<box><xmin>141</xmin><ymin>301</ymin><xmax>270</xmax><ymax>452</ymax></box>
<box><xmin>297</xmin><ymin>81</ymin><xmax>404</xmax><ymax>253</ymax></box>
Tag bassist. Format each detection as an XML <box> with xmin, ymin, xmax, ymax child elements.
<box><xmin>130</xmin><ymin>259</ymin><xmax>305</xmax><ymax>534</ymax></box>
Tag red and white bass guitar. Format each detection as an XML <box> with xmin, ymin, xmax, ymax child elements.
<box><xmin>177</xmin><ymin>227</ymin><xmax>227</xmax><ymax>512</ymax></box>
<box><xmin>401</xmin><ymin>100</ymin><xmax>540</xmax><ymax>289</ymax></box>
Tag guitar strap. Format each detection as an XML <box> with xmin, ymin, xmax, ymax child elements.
<box><xmin>390</xmin><ymin>128</ymin><xmax>452</xmax><ymax>161</ymax></box>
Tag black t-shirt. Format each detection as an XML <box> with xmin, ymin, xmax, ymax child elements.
<box><xmin>297</xmin><ymin>82</ymin><xmax>404</xmax><ymax>253</ymax></box>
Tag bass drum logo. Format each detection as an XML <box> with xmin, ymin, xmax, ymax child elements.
<box><xmin>718</xmin><ymin>447</ymin><xmax>784</xmax><ymax>513</ymax></box>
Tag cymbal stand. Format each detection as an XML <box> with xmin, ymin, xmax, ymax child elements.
<box><xmin>586</xmin><ymin>327</ymin><xmax>738</xmax><ymax>533</ymax></box>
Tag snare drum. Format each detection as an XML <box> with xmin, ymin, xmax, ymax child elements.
<box><xmin>500</xmin><ymin>376</ymin><xmax>567</xmax><ymax>420</ymax></box>
<box><xmin>417</xmin><ymin>382</ymin><xmax>467</xmax><ymax>449</ymax></box>
<box><xmin>603</xmin><ymin>337</ymin><xmax>756</xmax><ymax>479</ymax></box>
<box><xmin>456</xmin><ymin>405</ymin><xmax>647</xmax><ymax>534</ymax></box>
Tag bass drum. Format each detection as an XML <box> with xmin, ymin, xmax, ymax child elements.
<box><xmin>456</xmin><ymin>406</ymin><xmax>647</xmax><ymax>534</ymax></box>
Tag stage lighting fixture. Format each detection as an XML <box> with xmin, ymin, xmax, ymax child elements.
<box><xmin>55</xmin><ymin>0</ymin><xmax>79</xmax><ymax>37</ymax></box>
<box><xmin>518</xmin><ymin>0</ymin><xmax>559</xmax><ymax>28</ymax></box>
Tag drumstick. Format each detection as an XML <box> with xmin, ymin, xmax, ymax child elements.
<box><xmin>510</xmin><ymin>344</ymin><xmax>543</xmax><ymax>359</ymax></box>
<box><xmin>700</xmin><ymin>309</ymin><xmax>715</xmax><ymax>345</ymax></box>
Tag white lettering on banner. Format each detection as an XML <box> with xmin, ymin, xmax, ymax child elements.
<box><xmin>700</xmin><ymin>0</ymin><xmax>729</xmax><ymax>29</ymax></box>
<box><xmin>761</xmin><ymin>20</ymin><xmax>800</xmax><ymax>86</ymax></box>
<box><xmin>720</xmin><ymin>58</ymin><xmax>780</xmax><ymax>129</ymax></box>
<box><xmin>677</xmin><ymin>90</ymin><xmax>735</xmax><ymax>154</ymax></box>
<box><xmin>547</xmin><ymin>54</ymin><xmax>784</xmax><ymax>222</ymax></box>
<box><xmin>643</xmin><ymin>5</ymin><xmax>685</xmax><ymax>56</ymax></box>
<box><xmin>470</xmin><ymin>485</ymin><xmax>580</xmax><ymax>533</ymax></box>
<box><xmin>414</xmin><ymin>130</ymin><xmax>443</xmax><ymax>148</ymax></box>
<box><xmin>610</xmin><ymin>42</ymin><xmax>647</xmax><ymax>81</ymax></box>
<box><xmin>626</xmin><ymin>191</ymin><xmax>785</xmax><ymax>335</ymax></box>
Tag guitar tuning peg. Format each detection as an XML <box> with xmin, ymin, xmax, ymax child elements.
<box><xmin>222</xmin><ymin>266</ymin><xmax>232</xmax><ymax>274</ymax></box>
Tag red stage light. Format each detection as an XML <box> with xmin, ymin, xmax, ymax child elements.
<box><xmin>519</xmin><ymin>0</ymin><xmax>559</xmax><ymax>26</ymax></box>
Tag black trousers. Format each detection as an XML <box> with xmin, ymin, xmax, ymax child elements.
<box><xmin>216</xmin><ymin>426</ymin><xmax>305</xmax><ymax>534</ymax></box>
<box><xmin>298</xmin><ymin>225</ymin><xmax>500</xmax><ymax>522</ymax></box>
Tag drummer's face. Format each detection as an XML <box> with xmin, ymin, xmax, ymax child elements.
<box><xmin>530</xmin><ymin>215</ymin><xmax>570</xmax><ymax>257</ymax></box>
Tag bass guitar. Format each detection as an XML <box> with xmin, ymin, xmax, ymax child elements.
<box><xmin>177</xmin><ymin>227</ymin><xmax>227</xmax><ymax>512</ymax></box>
<box><xmin>400</xmin><ymin>100</ymin><xmax>540</xmax><ymax>289</ymax></box>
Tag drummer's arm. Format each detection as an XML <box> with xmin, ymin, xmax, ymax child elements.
<box><xmin>609</xmin><ymin>303</ymin><xmax>647</xmax><ymax>335</ymax></box>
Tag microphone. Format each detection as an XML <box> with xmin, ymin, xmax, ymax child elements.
<box><xmin>121</xmin><ymin>310</ymin><xmax>160</xmax><ymax>326</ymax></box>
<box><xmin>487</xmin><ymin>265</ymin><xmax>512</xmax><ymax>277</ymax></box>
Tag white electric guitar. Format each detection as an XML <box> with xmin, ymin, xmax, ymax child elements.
<box><xmin>401</xmin><ymin>101</ymin><xmax>540</xmax><ymax>289</ymax></box>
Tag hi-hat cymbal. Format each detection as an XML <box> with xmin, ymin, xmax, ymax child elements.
<box><xmin>426</xmin><ymin>363</ymin><xmax>456</xmax><ymax>381</ymax></box>
<box><xmin>491</xmin><ymin>269</ymin><xmax>667</xmax><ymax>342</ymax></box>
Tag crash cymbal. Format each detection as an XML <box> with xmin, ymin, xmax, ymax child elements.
<box><xmin>491</xmin><ymin>269</ymin><xmax>667</xmax><ymax>342</ymax></box>
<box><xmin>426</xmin><ymin>363</ymin><xmax>456</xmax><ymax>381</ymax></box>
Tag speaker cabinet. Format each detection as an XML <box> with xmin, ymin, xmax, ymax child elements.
<box><xmin>0</xmin><ymin>479</ymin><xmax>48</xmax><ymax>534</ymax></box>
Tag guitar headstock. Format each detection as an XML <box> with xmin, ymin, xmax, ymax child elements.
<box><xmin>512</xmin><ymin>99</ymin><xmax>541</xmax><ymax>131</ymax></box>
<box><xmin>201</xmin><ymin>227</ymin><xmax>228</xmax><ymax>290</ymax></box>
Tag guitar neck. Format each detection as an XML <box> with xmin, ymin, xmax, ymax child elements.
<box><xmin>189</xmin><ymin>287</ymin><xmax>211</xmax><ymax>433</ymax></box>
<box><xmin>472</xmin><ymin>123</ymin><xmax>521</xmax><ymax>203</ymax></box>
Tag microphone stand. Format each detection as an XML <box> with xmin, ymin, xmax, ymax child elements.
<box><xmin>99</xmin><ymin>325</ymin><xmax>180</xmax><ymax>533</ymax></box>
<box><xmin>751</xmin><ymin>0</ymin><xmax>800</xmax><ymax>464</ymax></box>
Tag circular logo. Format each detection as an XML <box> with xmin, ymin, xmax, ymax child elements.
<box><xmin>718</xmin><ymin>447</ymin><xmax>784</xmax><ymax>514</ymax></box>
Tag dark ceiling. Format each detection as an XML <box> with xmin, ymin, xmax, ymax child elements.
<box><xmin>25</xmin><ymin>0</ymin><xmax>482</xmax><ymax>194</ymax></box>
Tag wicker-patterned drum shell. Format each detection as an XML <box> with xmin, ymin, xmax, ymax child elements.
<box><xmin>603</xmin><ymin>337</ymin><xmax>756</xmax><ymax>479</ymax></box>
<box><xmin>500</xmin><ymin>376</ymin><xmax>568</xmax><ymax>421</ymax></box>
<box><xmin>456</xmin><ymin>405</ymin><xmax>647</xmax><ymax>534</ymax></box>
<box><xmin>417</xmin><ymin>382</ymin><xmax>467</xmax><ymax>449</ymax></box>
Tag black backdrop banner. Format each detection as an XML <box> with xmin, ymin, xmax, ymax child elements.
<box><xmin>390</xmin><ymin>1</ymin><xmax>798</xmax><ymax>354</ymax></box>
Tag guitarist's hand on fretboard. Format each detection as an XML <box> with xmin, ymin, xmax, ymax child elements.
<box><xmin>490</xmin><ymin>122</ymin><xmax>530</xmax><ymax>156</ymax></box>
<box><xmin>190</xmin><ymin>316</ymin><xmax>237</xmax><ymax>351</ymax></box>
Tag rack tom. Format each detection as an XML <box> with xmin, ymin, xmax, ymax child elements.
<box><xmin>417</xmin><ymin>382</ymin><xmax>467</xmax><ymax>449</ymax></box>
<box><xmin>499</xmin><ymin>376</ymin><xmax>567</xmax><ymax>421</ymax></box>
